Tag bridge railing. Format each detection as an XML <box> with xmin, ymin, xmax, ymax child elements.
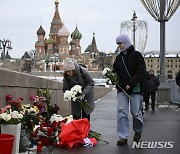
<box><xmin>168</xmin><ymin>79</ymin><xmax>180</xmax><ymax>105</ymax></box>
<box><xmin>0</xmin><ymin>68</ymin><xmax>112</xmax><ymax>116</ymax></box>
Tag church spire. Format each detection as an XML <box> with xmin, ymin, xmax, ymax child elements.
<box><xmin>50</xmin><ymin>0</ymin><xmax>63</xmax><ymax>36</ymax></box>
<box><xmin>53</xmin><ymin>0</ymin><xmax>61</xmax><ymax>20</ymax></box>
<box><xmin>91</xmin><ymin>32</ymin><xmax>97</xmax><ymax>47</ymax></box>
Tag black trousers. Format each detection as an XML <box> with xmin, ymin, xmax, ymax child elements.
<box><xmin>144</xmin><ymin>92</ymin><xmax>156</xmax><ymax>109</ymax></box>
<box><xmin>73</xmin><ymin>110</ymin><xmax>90</xmax><ymax>121</ymax></box>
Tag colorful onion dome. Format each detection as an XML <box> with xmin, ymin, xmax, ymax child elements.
<box><xmin>70</xmin><ymin>39</ymin><xmax>76</xmax><ymax>45</ymax></box>
<box><xmin>71</xmin><ymin>26</ymin><xmax>82</xmax><ymax>39</ymax></box>
<box><xmin>46</xmin><ymin>34</ymin><xmax>56</xmax><ymax>44</ymax></box>
<box><xmin>58</xmin><ymin>24</ymin><xmax>70</xmax><ymax>36</ymax></box>
<box><xmin>37</xmin><ymin>25</ymin><xmax>46</xmax><ymax>35</ymax></box>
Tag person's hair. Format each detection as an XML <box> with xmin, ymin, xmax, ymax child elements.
<box><xmin>63</xmin><ymin>70</ymin><xmax>76</xmax><ymax>77</ymax></box>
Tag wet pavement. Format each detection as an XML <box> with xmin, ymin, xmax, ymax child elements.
<box><xmin>30</xmin><ymin>89</ymin><xmax>180</xmax><ymax>154</ymax></box>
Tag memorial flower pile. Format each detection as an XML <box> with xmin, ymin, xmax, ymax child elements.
<box><xmin>1</xmin><ymin>89</ymin><xmax>106</xmax><ymax>152</ymax></box>
<box><xmin>64</xmin><ymin>85</ymin><xmax>92</xmax><ymax>110</ymax></box>
<box><xmin>31</xmin><ymin>114</ymin><xmax>73</xmax><ymax>149</ymax></box>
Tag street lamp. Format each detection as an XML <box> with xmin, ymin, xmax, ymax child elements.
<box><xmin>131</xmin><ymin>11</ymin><xmax>137</xmax><ymax>49</ymax></box>
<box><xmin>30</xmin><ymin>49</ymin><xmax>37</xmax><ymax>72</ymax></box>
<box><xmin>0</xmin><ymin>39</ymin><xmax>12</xmax><ymax>67</ymax></box>
<box><xmin>140</xmin><ymin>0</ymin><xmax>180</xmax><ymax>83</ymax></box>
<box><xmin>140</xmin><ymin>0</ymin><xmax>180</xmax><ymax>104</ymax></box>
<box><xmin>120</xmin><ymin>12</ymin><xmax>147</xmax><ymax>53</ymax></box>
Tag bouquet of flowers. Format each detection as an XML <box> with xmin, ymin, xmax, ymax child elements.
<box><xmin>64</xmin><ymin>85</ymin><xmax>92</xmax><ymax>110</ymax></box>
<box><xmin>6</xmin><ymin>94</ymin><xmax>23</xmax><ymax>112</ymax></box>
<box><xmin>102</xmin><ymin>68</ymin><xmax>131</xmax><ymax>99</ymax></box>
<box><xmin>0</xmin><ymin>104</ymin><xmax>23</xmax><ymax>124</ymax></box>
<box><xmin>21</xmin><ymin>105</ymin><xmax>40</xmax><ymax>133</ymax></box>
<box><xmin>34</xmin><ymin>88</ymin><xmax>60</xmax><ymax>121</ymax></box>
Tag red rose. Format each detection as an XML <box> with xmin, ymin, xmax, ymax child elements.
<box><xmin>6</xmin><ymin>94</ymin><xmax>13</xmax><ymax>102</ymax></box>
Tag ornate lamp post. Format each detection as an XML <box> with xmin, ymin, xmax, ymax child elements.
<box><xmin>120</xmin><ymin>12</ymin><xmax>147</xmax><ymax>53</ymax></box>
<box><xmin>131</xmin><ymin>11</ymin><xmax>138</xmax><ymax>49</ymax></box>
<box><xmin>0</xmin><ymin>39</ymin><xmax>12</xmax><ymax>67</ymax></box>
<box><xmin>140</xmin><ymin>0</ymin><xmax>180</xmax><ymax>104</ymax></box>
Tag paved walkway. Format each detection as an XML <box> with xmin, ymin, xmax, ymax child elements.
<box><xmin>32</xmin><ymin>89</ymin><xmax>180</xmax><ymax>154</ymax></box>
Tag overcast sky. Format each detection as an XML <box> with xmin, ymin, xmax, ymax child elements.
<box><xmin>0</xmin><ymin>0</ymin><xmax>180</xmax><ymax>58</ymax></box>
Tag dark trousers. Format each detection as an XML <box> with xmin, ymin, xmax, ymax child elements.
<box><xmin>73</xmin><ymin>110</ymin><xmax>90</xmax><ymax>121</ymax></box>
<box><xmin>144</xmin><ymin>92</ymin><xmax>156</xmax><ymax>109</ymax></box>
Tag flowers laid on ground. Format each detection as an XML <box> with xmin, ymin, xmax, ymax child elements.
<box><xmin>64</xmin><ymin>85</ymin><xmax>92</xmax><ymax>110</ymax></box>
<box><xmin>31</xmin><ymin>114</ymin><xmax>73</xmax><ymax>151</ymax></box>
<box><xmin>102</xmin><ymin>68</ymin><xmax>131</xmax><ymax>99</ymax></box>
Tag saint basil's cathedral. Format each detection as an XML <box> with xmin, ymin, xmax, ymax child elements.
<box><xmin>34</xmin><ymin>0</ymin><xmax>104</xmax><ymax>72</ymax></box>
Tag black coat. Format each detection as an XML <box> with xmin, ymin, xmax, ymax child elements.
<box><xmin>176</xmin><ymin>71</ymin><xmax>180</xmax><ymax>87</ymax></box>
<box><xmin>146</xmin><ymin>74</ymin><xmax>160</xmax><ymax>93</ymax></box>
<box><xmin>63</xmin><ymin>64</ymin><xmax>95</xmax><ymax>116</ymax></box>
<box><xmin>113</xmin><ymin>45</ymin><xmax>146</xmax><ymax>94</ymax></box>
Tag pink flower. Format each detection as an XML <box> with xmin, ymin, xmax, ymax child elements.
<box><xmin>4</xmin><ymin>104</ymin><xmax>11</xmax><ymax>110</ymax></box>
<box><xmin>30</xmin><ymin>96</ymin><xmax>36</xmax><ymax>101</ymax></box>
<box><xmin>0</xmin><ymin>104</ymin><xmax>11</xmax><ymax>113</ymax></box>
<box><xmin>18</xmin><ymin>97</ymin><xmax>24</xmax><ymax>101</ymax></box>
<box><xmin>6</xmin><ymin>94</ymin><xmax>13</xmax><ymax>102</ymax></box>
<box><xmin>0</xmin><ymin>108</ymin><xmax>5</xmax><ymax>113</ymax></box>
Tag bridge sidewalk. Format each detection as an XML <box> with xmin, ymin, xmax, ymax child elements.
<box><xmin>30</xmin><ymin>89</ymin><xmax>180</xmax><ymax>154</ymax></box>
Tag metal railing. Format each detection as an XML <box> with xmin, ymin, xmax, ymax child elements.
<box><xmin>168</xmin><ymin>79</ymin><xmax>180</xmax><ymax>105</ymax></box>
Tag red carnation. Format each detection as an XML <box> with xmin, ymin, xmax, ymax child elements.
<box><xmin>6</xmin><ymin>94</ymin><xmax>13</xmax><ymax>102</ymax></box>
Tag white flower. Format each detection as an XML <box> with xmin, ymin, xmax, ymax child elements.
<box><xmin>50</xmin><ymin>114</ymin><xmax>64</xmax><ymax>123</ymax></box>
<box><xmin>0</xmin><ymin>113</ymin><xmax>6</xmax><ymax>120</ymax></box>
<box><xmin>11</xmin><ymin>111</ymin><xmax>19</xmax><ymax>118</ymax></box>
<box><xmin>17</xmin><ymin>113</ymin><xmax>23</xmax><ymax>119</ymax></box>
<box><xmin>64</xmin><ymin>90</ymin><xmax>75</xmax><ymax>101</ymax></box>
<box><xmin>64</xmin><ymin>85</ymin><xmax>85</xmax><ymax>102</ymax></box>
<box><xmin>65</xmin><ymin>115</ymin><xmax>73</xmax><ymax>124</ymax></box>
<box><xmin>102</xmin><ymin>68</ymin><xmax>110</xmax><ymax>75</ymax></box>
<box><xmin>28</xmin><ymin>107</ymin><xmax>38</xmax><ymax>114</ymax></box>
<box><xmin>71</xmin><ymin>85</ymin><xmax>82</xmax><ymax>94</ymax></box>
<box><xmin>3</xmin><ymin>113</ymin><xmax>11</xmax><ymax>122</ymax></box>
<box><xmin>72</xmin><ymin>97</ymin><xmax>77</xmax><ymax>101</ymax></box>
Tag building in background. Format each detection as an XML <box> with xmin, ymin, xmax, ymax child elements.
<box><xmin>144</xmin><ymin>51</ymin><xmax>180</xmax><ymax>79</ymax></box>
<box><xmin>34</xmin><ymin>0</ymin><xmax>82</xmax><ymax>72</ymax></box>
